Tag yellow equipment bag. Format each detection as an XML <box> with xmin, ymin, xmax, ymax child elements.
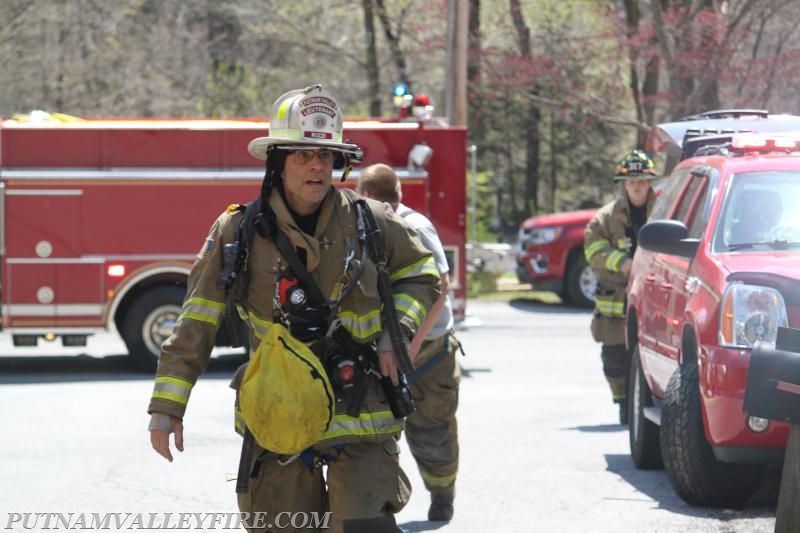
<box><xmin>238</xmin><ymin>323</ymin><xmax>335</xmax><ymax>455</ymax></box>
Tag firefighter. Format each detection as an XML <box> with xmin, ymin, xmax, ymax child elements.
<box><xmin>584</xmin><ymin>149</ymin><xmax>658</xmax><ymax>425</ymax></box>
<box><xmin>356</xmin><ymin>163</ymin><xmax>461</xmax><ymax>522</ymax></box>
<box><xmin>147</xmin><ymin>84</ymin><xmax>440</xmax><ymax>533</ymax></box>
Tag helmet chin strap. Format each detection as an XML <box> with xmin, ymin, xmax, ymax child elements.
<box><xmin>341</xmin><ymin>163</ymin><xmax>352</xmax><ymax>182</ymax></box>
<box><xmin>339</xmin><ymin>141</ymin><xmax>363</xmax><ymax>181</ymax></box>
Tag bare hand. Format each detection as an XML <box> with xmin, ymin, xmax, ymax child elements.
<box><xmin>620</xmin><ymin>259</ymin><xmax>633</xmax><ymax>276</ymax></box>
<box><xmin>377</xmin><ymin>350</ymin><xmax>400</xmax><ymax>386</ymax></box>
<box><xmin>150</xmin><ymin>415</ymin><xmax>184</xmax><ymax>462</ymax></box>
<box><xmin>408</xmin><ymin>336</ymin><xmax>422</xmax><ymax>363</ymax></box>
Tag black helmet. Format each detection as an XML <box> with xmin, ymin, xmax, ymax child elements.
<box><xmin>614</xmin><ymin>149</ymin><xmax>657</xmax><ymax>181</ymax></box>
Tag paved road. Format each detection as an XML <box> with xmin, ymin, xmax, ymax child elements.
<box><xmin>0</xmin><ymin>297</ymin><xmax>779</xmax><ymax>532</ymax></box>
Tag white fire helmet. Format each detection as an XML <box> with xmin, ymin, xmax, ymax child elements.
<box><xmin>248</xmin><ymin>84</ymin><xmax>363</xmax><ymax>164</ymax></box>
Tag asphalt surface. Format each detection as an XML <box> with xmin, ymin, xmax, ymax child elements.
<box><xmin>0</xmin><ymin>297</ymin><xmax>781</xmax><ymax>532</ymax></box>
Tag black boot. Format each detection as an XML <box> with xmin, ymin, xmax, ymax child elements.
<box><xmin>617</xmin><ymin>400</ymin><xmax>628</xmax><ymax>425</ymax></box>
<box><xmin>342</xmin><ymin>515</ymin><xmax>401</xmax><ymax>533</ymax></box>
<box><xmin>428</xmin><ymin>489</ymin><xmax>454</xmax><ymax>522</ymax></box>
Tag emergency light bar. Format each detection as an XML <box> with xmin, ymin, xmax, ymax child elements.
<box><xmin>729</xmin><ymin>132</ymin><xmax>800</xmax><ymax>153</ymax></box>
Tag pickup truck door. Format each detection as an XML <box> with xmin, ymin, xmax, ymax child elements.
<box><xmin>0</xmin><ymin>181</ymin><xmax>4</xmax><ymax>327</ymax></box>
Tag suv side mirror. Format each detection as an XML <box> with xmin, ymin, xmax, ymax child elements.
<box><xmin>638</xmin><ymin>220</ymin><xmax>700</xmax><ymax>258</ymax></box>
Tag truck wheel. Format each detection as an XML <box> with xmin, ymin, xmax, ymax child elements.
<box><xmin>629</xmin><ymin>346</ymin><xmax>663</xmax><ymax>469</ymax></box>
<box><xmin>564</xmin><ymin>255</ymin><xmax>595</xmax><ymax>308</ymax></box>
<box><xmin>121</xmin><ymin>286</ymin><xmax>185</xmax><ymax>373</ymax></box>
<box><xmin>660</xmin><ymin>362</ymin><xmax>763</xmax><ymax>507</ymax></box>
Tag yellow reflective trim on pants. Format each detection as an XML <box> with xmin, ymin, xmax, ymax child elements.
<box><xmin>605</xmin><ymin>250</ymin><xmax>627</xmax><ymax>272</ymax></box>
<box><xmin>596</xmin><ymin>298</ymin><xmax>624</xmax><ymax>317</ymax></box>
<box><xmin>321</xmin><ymin>409</ymin><xmax>404</xmax><ymax>441</ymax></box>
<box><xmin>420</xmin><ymin>469</ymin><xmax>457</xmax><ymax>487</ymax></box>
<box><xmin>178</xmin><ymin>297</ymin><xmax>225</xmax><ymax>326</ymax></box>
<box><xmin>585</xmin><ymin>239</ymin><xmax>608</xmax><ymax>261</ymax></box>
<box><xmin>389</xmin><ymin>255</ymin><xmax>439</xmax><ymax>282</ymax></box>
<box><xmin>338</xmin><ymin>308</ymin><xmax>382</xmax><ymax>341</ymax></box>
<box><xmin>394</xmin><ymin>293</ymin><xmax>427</xmax><ymax>328</ymax></box>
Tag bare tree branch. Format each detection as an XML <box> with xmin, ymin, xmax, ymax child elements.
<box><xmin>523</xmin><ymin>91</ymin><xmax>651</xmax><ymax>134</ymax></box>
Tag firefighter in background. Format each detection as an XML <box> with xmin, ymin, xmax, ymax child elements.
<box><xmin>147</xmin><ymin>84</ymin><xmax>440</xmax><ymax>533</ymax></box>
<box><xmin>584</xmin><ymin>150</ymin><xmax>658</xmax><ymax>425</ymax></box>
<box><xmin>356</xmin><ymin>164</ymin><xmax>461</xmax><ymax>522</ymax></box>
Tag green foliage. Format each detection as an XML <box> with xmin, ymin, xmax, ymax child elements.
<box><xmin>1</xmin><ymin>0</ymin><xmax>799</xmax><ymax>226</ymax></box>
<box><xmin>467</xmin><ymin>271</ymin><xmax>501</xmax><ymax>297</ymax></box>
<box><xmin>198</xmin><ymin>63</ymin><xmax>259</xmax><ymax>117</ymax></box>
<box><xmin>466</xmin><ymin>169</ymin><xmax>499</xmax><ymax>242</ymax></box>
<box><xmin>468</xmin><ymin>0</ymin><xmax>635</xmax><ymax>226</ymax></box>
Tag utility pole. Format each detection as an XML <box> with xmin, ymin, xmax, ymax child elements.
<box><xmin>445</xmin><ymin>0</ymin><xmax>468</xmax><ymax>126</ymax></box>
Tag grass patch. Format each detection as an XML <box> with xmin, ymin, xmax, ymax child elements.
<box><xmin>466</xmin><ymin>271</ymin><xmax>562</xmax><ymax>303</ymax></box>
<box><xmin>473</xmin><ymin>289</ymin><xmax>562</xmax><ymax>303</ymax></box>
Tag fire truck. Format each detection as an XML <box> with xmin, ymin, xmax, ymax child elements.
<box><xmin>0</xmin><ymin>114</ymin><xmax>467</xmax><ymax>370</ymax></box>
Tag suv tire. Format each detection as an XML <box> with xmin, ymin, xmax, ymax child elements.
<box><xmin>629</xmin><ymin>346</ymin><xmax>663</xmax><ymax>469</ymax></box>
<box><xmin>564</xmin><ymin>255</ymin><xmax>595</xmax><ymax>308</ymax></box>
<box><xmin>660</xmin><ymin>362</ymin><xmax>763</xmax><ymax>507</ymax></box>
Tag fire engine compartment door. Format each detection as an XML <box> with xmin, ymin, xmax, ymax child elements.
<box><xmin>3</xmin><ymin>186</ymin><xmax>93</xmax><ymax>327</ymax></box>
<box><xmin>0</xmin><ymin>181</ymin><xmax>4</xmax><ymax>328</ymax></box>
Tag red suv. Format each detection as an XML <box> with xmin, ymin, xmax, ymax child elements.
<box><xmin>516</xmin><ymin>208</ymin><xmax>597</xmax><ymax>307</ymax></box>
<box><xmin>627</xmin><ymin>122</ymin><xmax>800</xmax><ymax>507</ymax></box>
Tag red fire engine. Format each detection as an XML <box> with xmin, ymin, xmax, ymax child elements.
<box><xmin>0</xmin><ymin>114</ymin><xmax>467</xmax><ymax>370</ymax></box>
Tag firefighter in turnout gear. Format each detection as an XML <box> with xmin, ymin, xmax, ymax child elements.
<box><xmin>584</xmin><ymin>150</ymin><xmax>658</xmax><ymax>425</ymax></box>
<box><xmin>147</xmin><ymin>84</ymin><xmax>440</xmax><ymax>533</ymax></box>
<box><xmin>356</xmin><ymin>163</ymin><xmax>461</xmax><ymax>523</ymax></box>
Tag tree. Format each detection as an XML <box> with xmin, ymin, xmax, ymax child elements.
<box><xmin>362</xmin><ymin>0</ymin><xmax>382</xmax><ymax>116</ymax></box>
<box><xmin>3</xmin><ymin>0</ymin><xmax>800</xmax><ymax>234</ymax></box>
<box><xmin>508</xmin><ymin>0</ymin><xmax>542</xmax><ymax>217</ymax></box>
<box><xmin>622</xmin><ymin>0</ymin><xmax>661</xmax><ymax>146</ymax></box>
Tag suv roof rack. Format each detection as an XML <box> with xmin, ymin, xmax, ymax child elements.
<box><xmin>681</xmin><ymin>109</ymin><xmax>769</xmax><ymax>121</ymax></box>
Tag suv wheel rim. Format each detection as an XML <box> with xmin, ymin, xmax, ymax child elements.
<box><xmin>580</xmin><ymin>265</ymin><xmax>597</xmax><ymax>302</ymax></box>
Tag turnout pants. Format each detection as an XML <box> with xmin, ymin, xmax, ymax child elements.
<box><xmin>601</xmin><ymin>343</ymin><xmax>629</xmax><ymax>402</ymax></box>
<box><xmin>405</xmin><ymin>332</ymin><xmax>460</xmax><ymax>495</ymax></box>
<box><xmin>591</xmin><ymin>313</ymin><xmax>629</xmax><ymax>402</ymax></box>
<box><xmin>237</xmin><ymin>439</ymin><xmax>410</xmax><ymax>533</ymax></box>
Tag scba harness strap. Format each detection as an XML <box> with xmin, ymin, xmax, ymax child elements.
<box><xmin>405</xmin><ymin>330</ymin><xmax>466</xmax><ymax>384</ymax></box>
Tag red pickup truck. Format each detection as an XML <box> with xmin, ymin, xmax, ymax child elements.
<box><xmin>515</xmin><ymin>208</ymin><xmax>597</xmax><ymax>307</ymax></box>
